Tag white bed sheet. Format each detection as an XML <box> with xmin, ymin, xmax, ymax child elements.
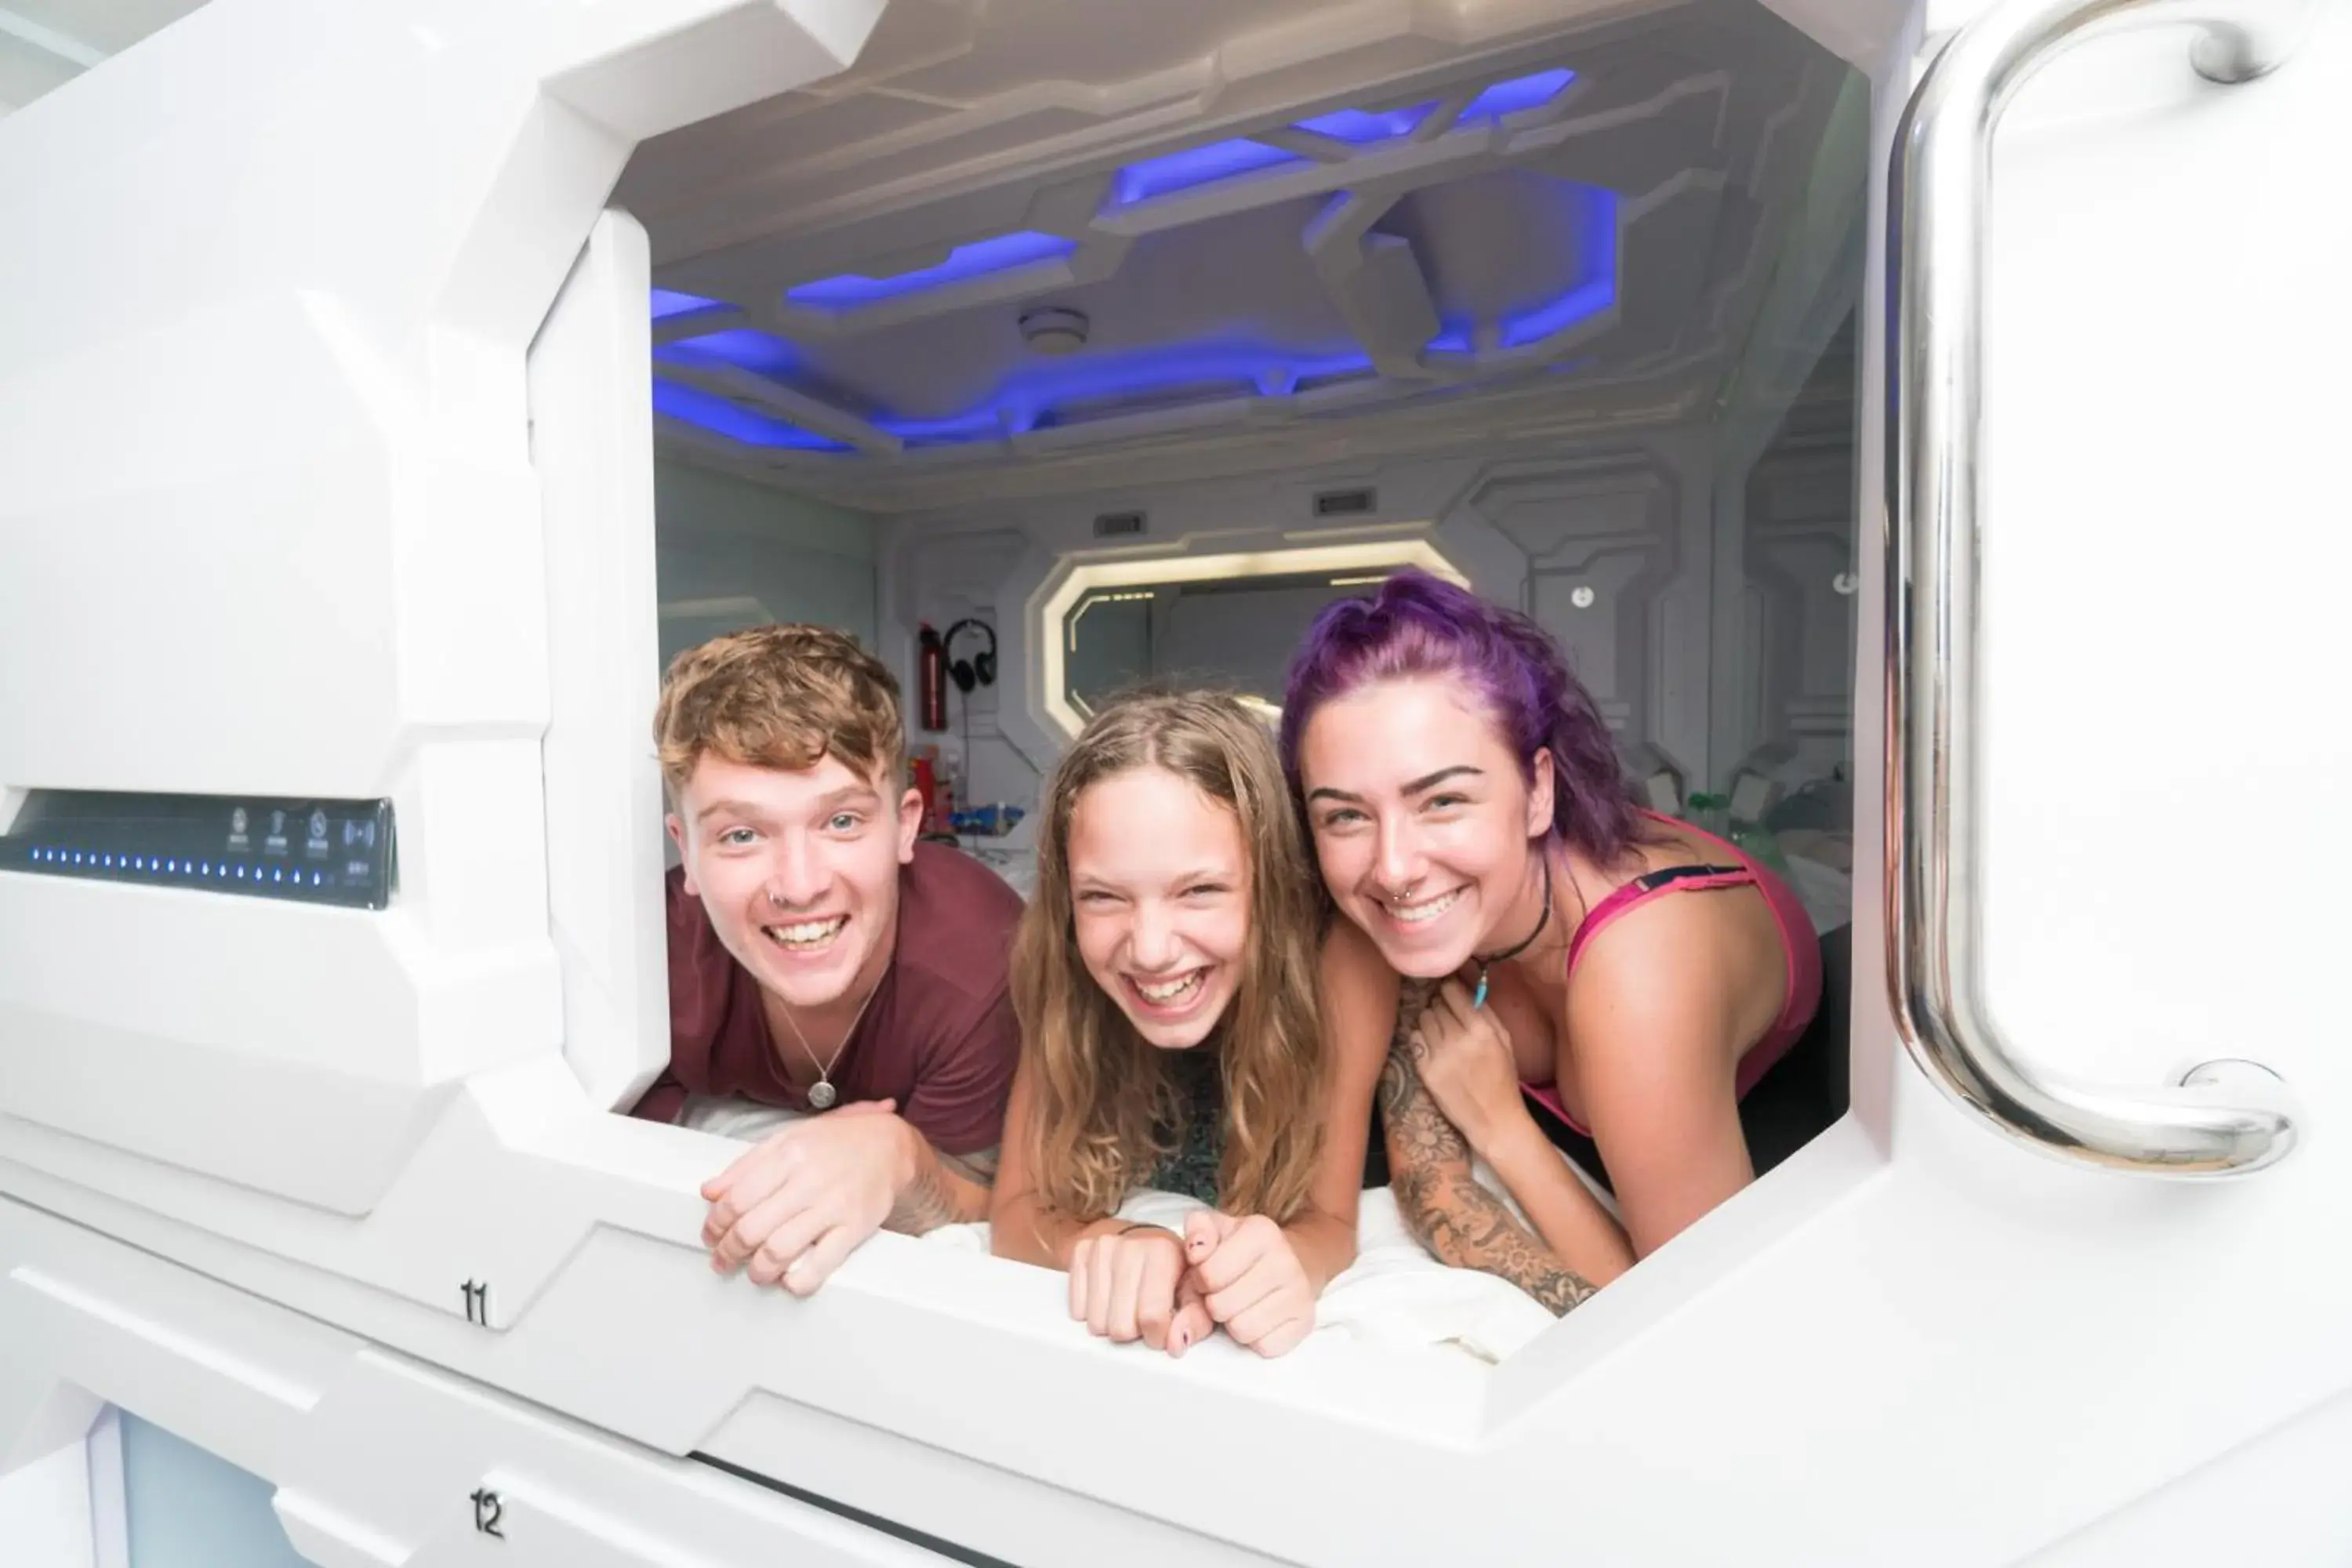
<box><xmin>681</xmin><ymin>1097</ymin><xmax>1563</xmax><ymax>1363</ymax></box>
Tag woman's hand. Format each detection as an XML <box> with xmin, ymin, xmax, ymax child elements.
<box><xmin>1182</xmin><ymin>1212</ymin><xmax>1316</xmax><ymax>1358</ymax></box>
<box><xmin>1410</xmin><ymin>979</ymin><xmax>1533</xmax><ymax>1157</ymax></box>
<box><xmin>1069</xmin><ymin>1225</ymin><xmax>1213</xmax><ymax>1357</ymax></box>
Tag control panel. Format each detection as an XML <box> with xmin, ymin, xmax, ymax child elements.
<box><xmin>2</xmin><ymin>790</ymin><xmax>395</xmax><ymax>909</ymax></box>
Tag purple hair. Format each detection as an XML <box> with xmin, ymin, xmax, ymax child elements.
<box><xmin>1278</xmin><ymin>568</ymin><xmax>1641</xmax><ymax>865</ymax></box>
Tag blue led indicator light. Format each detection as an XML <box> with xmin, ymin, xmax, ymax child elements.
<box><xmin>134</xmin><ymin>858</ymin><xmax>146</xmax><ymax>870</ymax></box>
<box><xmin>273</xmin><ymin>869</ymin><xmax>284</xmax><ymax>884</ymax></box>
<box><xmin>236</xmin><ymin>866</ymin><xmax>246</xmax><ymax>879</ymax></box>
<box><xmin>311</xmin><ymin>872</ymin><xmax>324</xmax><ymax>887</ymax></box>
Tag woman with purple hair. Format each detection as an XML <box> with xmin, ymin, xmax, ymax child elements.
<box><xmin>1280</xmin><ymin>568</ymin><xmax>1823</xmax><ymax>1309</ymax></box>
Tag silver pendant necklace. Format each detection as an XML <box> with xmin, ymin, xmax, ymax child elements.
<box><xmin>775</xmin><ymin>976</ymin><xmax>880</xmax><ymax>1110</ymax></box>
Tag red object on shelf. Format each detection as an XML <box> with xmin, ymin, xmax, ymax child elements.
<box><xmin>916</xmin><ymin>622</ymin><xmax>948</xmax><ymax>731</ymax></box>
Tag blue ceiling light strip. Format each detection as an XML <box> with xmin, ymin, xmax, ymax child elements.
<box><xmin>651</xmin><ymin>288</ymin><xmax>725</xmax><ymax>318</ymax></box>
<box><xmin>1293</xmin><ymin>102</ymin><xmax>1438</xmax><ymax>144</ymax></box>
<box><xmin>1424</xmin><ymin>181</ymin><xmax>1618</xmax><ymax>354</ymax></box>
<box><xmin>1497</xmin><ymin>184</ymin><xmax>1619</xmax><ymax>347</ymax></box>
<box><xmin>646</xmin><ymin>61</ymin><xmax>1600</xmax><ymax>456</ymax></box>
<box><xmin>1455</xmin><ymin>67</ymin><xmax>1576</xmax><ymax>125</ymax></box>
<box><xmin>655</xmin><ymin>328</ymin><xmax>800</xmax><ymax>379</ymax></box>
<box><xmin>878</xmin><ymin>408</ymin><xmax>1014</xmax><ymax>448</ymax></box>
<box><xmin>653</xmin><ymin>379</ymin><xmax>848</xmax><ymax>451</ymax></box>
<box><xmin>1425</xmin><ymin>314</ymin><xmax>1476</xmax><ymax>355</ymax></box>
<box><xmin>880</xmin><ymin>339</ymin><xmax>1375</xmax><ymax>447</ymax></box>
<box><xmin>1106</xmin><ymin>67</ymin><xmax>1574</xmax><ymax>210</ymax></box>
<box><xmin>1001</xmin><ymin>339</ymin><xmax>1371</xmax><ymax>430</ymax></box>
<box><xmin>785</xmin><ymin>231</ymin><xmax>1077</xmax><ymax>308</ymax></box>
<box><xmin>1109</xmin><ymin>139</ymin><xmax>1305</xmax><ymax>206</ymax></box>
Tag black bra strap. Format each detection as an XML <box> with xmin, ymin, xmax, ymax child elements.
<box><xmin>1629</xmin><ymin>863</ymin><xmax>1747</xmax><ymax>894</ymax></box>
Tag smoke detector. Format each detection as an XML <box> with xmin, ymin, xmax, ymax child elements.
<box><xmin>1019</xmin><ymin>307</ymin><xmax>1089</xmax><ymax>356</ymax></box>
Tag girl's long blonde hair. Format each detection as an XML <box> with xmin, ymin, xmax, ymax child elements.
<box><xmin>1011</xmin><ymin>689</ymin><xmax>1327</xmax><ymax>1224</ymax></box>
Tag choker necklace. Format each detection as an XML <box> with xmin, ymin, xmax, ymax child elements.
<box><xmin>775</xmin><ymin>977</ymin><xmax>880</xmax><ymax>1110</ymax></box>
<box><xmin>1472</xmin><ymin>855</ymin><xmax>1552</xmax><ymax>1009</ymax></box>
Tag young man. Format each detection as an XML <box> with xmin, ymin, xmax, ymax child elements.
<box><xmin>635</xmin><ymin>623</ymin><xmax>1024</xmax><ymax>1298</ymax></box>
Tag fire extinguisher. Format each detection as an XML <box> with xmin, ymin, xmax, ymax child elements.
<box><xmin>916</xmin><ymin>622</ymin><xmax>948</xmax><ymax>731</ymax></box>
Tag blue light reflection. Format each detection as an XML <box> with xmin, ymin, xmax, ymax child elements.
<box><xmin>786</xmin><ymin>232</ymin><xmax>1076</xmax><ymax>308</ymax></box>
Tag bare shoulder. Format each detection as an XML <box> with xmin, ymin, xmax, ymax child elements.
<box><xmin>1319</xmin><ymin>916</ymin><xmax>1398</xmax><ymax>996</ymax></box>
<box><xmin>1581</xmin><ymin>820</ymin><xmax>1786</xmax><ymax>973</ymax></box>
<box><xmin>1566</xmin><ymin>869</ymin><xmax>1777</xmax><ymax>1066</ymax></box>
<box><xmin>1318</xmin><ymin>918</ymin><xmax>1402</xmax><ymax>1062</ymax></box>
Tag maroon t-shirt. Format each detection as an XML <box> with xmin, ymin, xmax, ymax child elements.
<box><xmin>631</xmin><ymin>841</ymin><xmax>1023</xmax><ymax>1157</ymax></box>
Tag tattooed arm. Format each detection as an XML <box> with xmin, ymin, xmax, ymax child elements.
<box><xmin>883</xmin><ymin>1132</ymin><xmax>994</xmax><ymax>1236</ymax></box>
<box><xmin>1382</xmin><ymin>989</ymin><xmax>1601</xmax><ymax>1316</ymax></box>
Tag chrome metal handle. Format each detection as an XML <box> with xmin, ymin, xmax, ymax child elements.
<box><xmin>1885</xmin><ymin>0</ymin><xmax>2314</xmax><ymax>1176</ymax></box>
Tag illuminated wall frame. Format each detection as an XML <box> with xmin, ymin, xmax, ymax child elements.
<box><xmin>1034</xmin><ymin>539</ymin><xmax>1467</xmax><ymax>741</ymax></box>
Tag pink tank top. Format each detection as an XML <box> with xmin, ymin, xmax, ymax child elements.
<box><xmin>1523</xmin><ymin>810</ymin><xmax>1824</xmax><ymax>1138</ymax></box>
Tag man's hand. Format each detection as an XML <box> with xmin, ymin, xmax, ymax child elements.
<box><xmin>1182</xmin><ymin>1211</ymin><xmax>1316</xmax><ymax>1358</ymax></box>
<box><xmin>701</xmin><ymin>1100</ymin><xmax>909</xmax><ymax>1297</ymax></box>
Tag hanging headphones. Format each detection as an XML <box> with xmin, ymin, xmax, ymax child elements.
<box><xmin>942</xmin><ymin>617</ymin><xmax>997</xmax><ymax>695</ymax></box>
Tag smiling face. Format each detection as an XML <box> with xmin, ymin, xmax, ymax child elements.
<box><xmin>1065</xmin><ymin>765</ymin><xmax>1251</xmax><ymax>1050</ymax></box>
<box><xmin>1296</xmin><ymin>676</ymin><xmax>1553</xmax><ymax>978</ymax></box>
<box><xmin>668</xmin><ymin>753</ymin><xmax>924</xmax><ymax>1013</ymax></box>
